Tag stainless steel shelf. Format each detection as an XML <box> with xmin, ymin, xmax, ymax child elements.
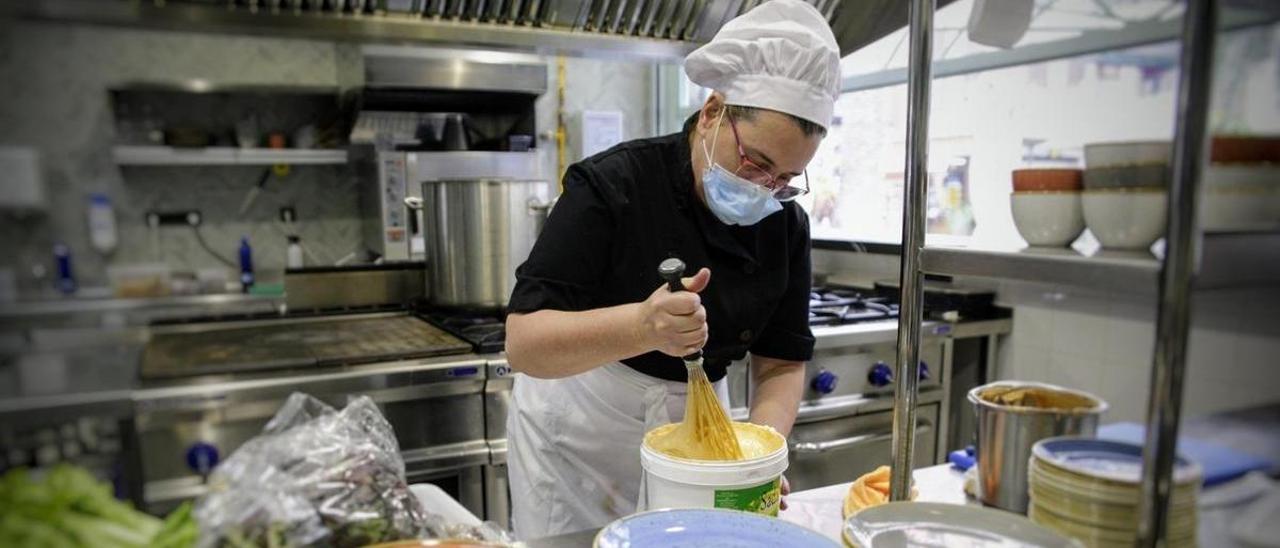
<box><xmin>920</xmin><ymin>232</ymin><xmax>1280</xmax><ymax>293</ymax></box>
<box><xmin>113</xmin><ymin>145</ymin><xmax>348</xmax><ymax>166</ymax></box>
<box><xmin>0</xmin><ymin>293</ymin><xmax>284</xmax><ymax>320</ymax></box>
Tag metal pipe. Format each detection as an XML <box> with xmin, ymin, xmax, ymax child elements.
<box><xmin>1137</xmin><ymin>0</ymin><xmax>1216</xmax><ymax>545</ymax></box>
<box><xmin>889</xmin><ymin>0</ymin><xmax>935</xmax><ymax>502</ymax></box>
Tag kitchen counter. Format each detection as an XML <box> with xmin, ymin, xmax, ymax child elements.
<box><xmin>780</xmin><ymin>463</ymin><xmax>970</xmax><ymax>540</ymax></box>
<box><xmin>524</xmin><ymin>460</ymin><xmax>1280</xmax><ymax>546</ymax></box>
<box><xmin>522</xmin><ymin>465</ymin><xmax>971</xmax><ymax>547</ymax></box>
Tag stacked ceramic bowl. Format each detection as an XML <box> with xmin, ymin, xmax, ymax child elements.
<box><xmin>1201</xmin><ymin>135</ymin><xmax>1280</xmax><ymax>231</ymax></box>
<box><xmin>1027</xmin><ymin>437</ymin><xmax>1202</xmax><ymax>548</ymax></box>
<box><xmin>1011</xmin><ymin>169</ymin><xmax>1085</xmax><ymax>247</ymax></box>
<box><xmin>1082</xmin><ymin>141</ymin><xmax>1171</xmax><ymax>250</ymax></box>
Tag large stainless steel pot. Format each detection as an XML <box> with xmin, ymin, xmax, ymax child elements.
<box><xmin>407</xmin><ymin>179</ymin><xmax>552</xmax><ymax>309</ymax></box>
<box><xmin>969</xmin><ymin>380</ymin><xmax>1107</xmax><ymax>514</ymax></box>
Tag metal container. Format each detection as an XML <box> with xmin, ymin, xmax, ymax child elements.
<box><xmin>413</xmin><ymin>178</ymin><xmax>552</xmax><ymax>309</ymax></box>
<box><xmin>969</xmin><ymin>381</ymin><xmax>1107</xmax><ymax>513</ymax></box>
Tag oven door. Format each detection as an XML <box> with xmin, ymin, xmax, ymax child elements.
<box><xmin>404</xmin><ymin>441</ymin><xmax>490</xmax><ymax>520</ymax></box>
<box><xmin>134</xmin><ymin>359</ymin><xmax>487</xmax><ymax>514</ymax></box>
<box><xmin>786</xmin><ymin>403</ymin><xmax>939</xmax><ymax>492</ymax></box>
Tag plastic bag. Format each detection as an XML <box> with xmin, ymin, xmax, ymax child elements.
<box><xmin>194</xmin><ymin>393</ymin><xmax>428</xmax><ymax>548</ymax></box>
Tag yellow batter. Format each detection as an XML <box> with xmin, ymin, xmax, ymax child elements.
<box><xmin>979</xmin><ymin>385</ymin><xmax>1098</xmax><ymax>411</ymax></box>
<box><xmin>645</xmin><ymin>421</ymin><xmax>784</xmax><ymax>461</ymax></box>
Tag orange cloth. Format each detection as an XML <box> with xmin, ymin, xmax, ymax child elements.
<box><xmin>843</xmin><ymin>466</ymin><xmax>917</xmax><ymax>518</ymax></box>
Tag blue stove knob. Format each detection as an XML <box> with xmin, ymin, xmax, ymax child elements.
<box><xmin>868</xmin><ymin>361</ymin><xmax>894</xmax><ymax>387</ymax></box>
<box><xmin>186</xmin><ymin>442</ymin><xmax>220</xmax><ymax>476</ymax></box>
<box><xmin>919</xmin><ymin>361</ymin><xmax>931</xmax><ymax>381</ymax></box>
<box><xmin>811</xmin><ymin>370</ymin><xmax>839</xmax><ymax>394</ymax></box>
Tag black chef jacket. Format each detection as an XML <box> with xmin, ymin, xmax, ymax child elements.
<box><xmin>507</xmin><ymin>130</ymin><xmax>814</xmax><ymax>383</ymax></box>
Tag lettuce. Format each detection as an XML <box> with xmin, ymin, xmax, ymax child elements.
<box><xmin>0</xmin><ymin>465</ymin><xmax>192</xmax><ymax>548</ymax></box>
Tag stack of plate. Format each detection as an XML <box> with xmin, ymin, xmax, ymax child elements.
<box><xmin>1028</xmin><ymin>437</ymin><xmax>1202</xmax><ymax>548</ymax></box>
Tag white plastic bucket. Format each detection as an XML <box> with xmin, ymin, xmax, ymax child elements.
<box><xmin>639</xmin><ymin>431</ymin><xmax>789</xmax><ymax>516</ymax></box>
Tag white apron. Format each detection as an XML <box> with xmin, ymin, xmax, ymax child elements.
<box><xmin>506</xmin><ymin>362</ymin><xmax>731</xmax><ymax>539</ymax></box>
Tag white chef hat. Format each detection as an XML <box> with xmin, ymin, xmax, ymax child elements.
<box><xmin>684</xmin><ymin>0</ymin><xmax>841</xmax><ymax>130</ymax></box>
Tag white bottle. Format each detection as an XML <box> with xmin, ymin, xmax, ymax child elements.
<box><xmin>286</xmin><ymin>236</ymin><xmax>304</xmax><ymax>270</ymax></box>
<box><xmin>87</xmin><ymin>193</ymin><xmax>118</xmax><ymax>255</ymax></box>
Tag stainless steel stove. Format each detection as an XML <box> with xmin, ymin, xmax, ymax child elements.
<box><xmin>727</xmin><ymin>284</ymin><xmax>951</xmax><ymax>493</ymax></box>
<box><xmin>808</xmin><ymin>287</ymin><xmax>900</xmax><ymax>326</ymax></box>
<box><xmin>142</xmin><ymin>313</ymin><xmax>472</xmax><ymax>379</ymax></box>
<box><xmin>134</xmin><ymin>312</ymin><xmax>492</xmax><ymax>519</ymax></box>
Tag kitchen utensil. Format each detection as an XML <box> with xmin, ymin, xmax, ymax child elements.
<box><xmin>1211</xmin><ymin>135</ymin><xmax>1280</xmax><ymax>164</ymax></box>
<box><xmin>968</xmin><ymin>381</ymin><xmax>1107</xmax><ymax>513</ymax></box>
<box><xmin>1010</xmin><ymin>191</ymin><xmax>1084</xmax><ymax>247</ymax></box>
<box><xmin>237</xmin><ymin>168</ymin><xmax>273</xmax><ymax>216</ymax></box>
<box><xmin>1082</xmin><ymin>188</ymin><xmax>1167</xmax><ymax>249</ymax></box>
<box><xmin>442</xmin><ymin>113</ymin><xmax>469</xmax><ymax>151</ymax></box>
<box><xmin>1011</xmin><ymin>168</ymin><xmax>1082</xmax><ymax>191</ymax></box>
<box><xmin>1084</xmin><ymin>140</ymin><xmax>1171</xmax><ymax>168</ymax></box>
<box><xmin>407</xmin><ymin>178</ymin><xmax>552</xmax><ymax>309</ymax></box>
<box><xmin>657</xmin><ymin>257</ymin><xmax>743</xmax><ymax>461</ymax></box>
<box><xmin>1083</xmin><ymin>164</ymin><xmax>1168</xmax><ymax>189</ymax></box>
<box><xmin>596</xmin><ymin>508</ymin><xmax>837</xmax><ymax>548</ymax></box>
<box><xmin>843</xmin><ymin>502</ymin><xmax>1081</xmax><ymax>548</ymax></box>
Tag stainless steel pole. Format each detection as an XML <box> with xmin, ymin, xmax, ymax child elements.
<box><xmin>1137</xmin><ymin>0</ymin><xmax>1215</xmax><ymax>545</ymax></box>
<box><xmin>889</xmin><ymin>0</ymin><xmax>935</xmax><ymax>502</ymax></box>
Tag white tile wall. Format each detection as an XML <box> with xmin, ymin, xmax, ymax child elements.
<box><xmin>1</xmin><ymin>22</ymin><xmax>654</xmax><ymax>287</ymax></box>
<box><xmin>1000</xmin><ymin>288</ymin><xmax>1280</xmax><ymax>424</ymax></box>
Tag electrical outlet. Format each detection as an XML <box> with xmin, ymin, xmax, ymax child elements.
<box><xmin>147</xmin><ymin>210</ymin><xmax>202</xmax><ymax>227</ymax></box>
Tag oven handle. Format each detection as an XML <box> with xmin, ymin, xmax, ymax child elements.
<box><xmin>789</xmin><ymin>422</ymin><xmax>933</xmax><ymax>454</ymax></box>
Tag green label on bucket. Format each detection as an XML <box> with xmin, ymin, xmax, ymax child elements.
<box><xmin>714</xmin><ymin>478</ymin><xmax>781</xmax><ymax>516</ymax></box>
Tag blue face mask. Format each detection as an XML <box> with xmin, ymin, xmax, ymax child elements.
<box><xmin>699</xmin><ymin>113</ymin><xmax>782</xmax><ymax>226</ymax></box>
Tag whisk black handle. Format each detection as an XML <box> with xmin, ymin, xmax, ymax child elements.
<box><xmin>659</xmin><ymin>257</ymin><xmax>687</xmax><ymax>294</ymax></box>
<box><xmin>657</xmin><ymin>257</ymin><xmax>703</xmax><ymax>362</ymax></box>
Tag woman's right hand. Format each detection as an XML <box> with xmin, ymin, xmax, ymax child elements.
<box><xmin>638</xmin><ymin>267</ymin><xmax>711</xmax><ymax>357</ymax></box>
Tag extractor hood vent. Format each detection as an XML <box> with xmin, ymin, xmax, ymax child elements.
<box><xmin>9</xmin><ymin>0</ymin><xmax>958</xmax><ymax>60</ymax></box>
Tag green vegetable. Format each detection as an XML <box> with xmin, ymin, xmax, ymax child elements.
<box><xmin>0</xmin><ymin>465</ymin><xmax>195</xmax><ymax>548</ymax></box>
<box><xmin>151</xmin><ymin>502</ymin><xmax>199</xmax><ymax>548</ymax></box>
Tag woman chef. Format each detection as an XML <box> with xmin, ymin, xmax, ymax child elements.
<box><xmin>503</xmin><ymin>0</ymin><xmax>841</xmax><ymax>538</ymax></box>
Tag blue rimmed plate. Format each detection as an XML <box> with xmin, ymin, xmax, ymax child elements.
<box><xmin>1032</xmin><ymin>437</ymin><xmax>1202</xmax><ymax>485</ymax></box>
<box><xmin>594</xmin><ymin>508</ymin><xmax>837</xmax><ymax>548</ymax></box>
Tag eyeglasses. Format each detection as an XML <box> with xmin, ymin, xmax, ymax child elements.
<box><xmin>726</xmin><ymin>114</ymin><xmax>810</xmax><ymax>202</ymax></box>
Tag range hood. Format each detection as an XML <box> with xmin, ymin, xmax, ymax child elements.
<box><xmin>8</xmin><ymin>0</ymin><xmax>957</xmax><ymax>60</ymax></box>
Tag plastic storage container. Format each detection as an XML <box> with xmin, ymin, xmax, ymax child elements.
<box><xmin>639</xmin><ymin>426</ymin><xmax>789</xmax><ymax>516</ymax></box>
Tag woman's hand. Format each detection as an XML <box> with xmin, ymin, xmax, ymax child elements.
<box><xmin>637</xmin><ymin>267</ymin><xmax>711</xmax><ymax>357</ymax></box>
<box><xmin>781</xmin><ymin>475</ymin><xmax>791</xmax><ymax>511</ymax></box>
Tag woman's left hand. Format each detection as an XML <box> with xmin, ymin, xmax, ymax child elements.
<box><xmin>781</xmin><ymin>475</ymin><xmax>791</xmax><ymax>511</ymax></box>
